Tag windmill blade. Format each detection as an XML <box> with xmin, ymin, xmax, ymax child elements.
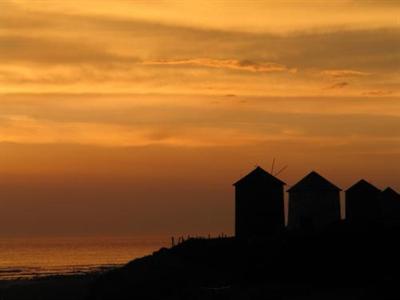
<box><xmin>271</xmin><ymin>158</ymin><xmax>276</xmax><ymax>174</ymax></box>
<box><xmin>274</xmin><ymin>165</ymin><xmax>288</xmax><ymax>176</ymax></box>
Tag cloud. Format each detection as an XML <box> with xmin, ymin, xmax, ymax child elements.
<box><xmin>143</xmin><ymin>58</ymin><xmax>296</xmax><ymax>74</ymax></box>
<box><xmin>0</xmin><ymin>114</ymin><xmax>274</xmax><ymax>148</ymax></box>
<box><xmin>1</xmin><ymin>2</ymin><xmax>399</xmax><ymax>95</ymax></box>
<box><xmin>321</xmin><ymin>69</ymin><xmax>371</xmax><ymax>78</ymax></box>
<box><xmin>1</xmin><ymin>94</ymin><xmax>400</xmax><ymax>147</ymax></box>
<box><xmin>362</xmin><ymin>90</ymin><xmax>393</xmax><ymax>96</ymax></box>
<box><xmin>0</xmin><ymin>35</ymin><xmax>137</xmax><ymax>66</ymax></box>
<box><xmin>326</xmin><ymin>82</ymin><xmax>349</xmax><ymax>89</ymax></box>
<box><xmin>8</xmin><ymin>0</ymin><xmax>400</xmax><ymax>34</ymax></box>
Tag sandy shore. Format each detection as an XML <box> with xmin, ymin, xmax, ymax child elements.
<box><xmin>0</xmin><ymin>273</ymin><xmax>98</xmax><ymax>300</ymax></box>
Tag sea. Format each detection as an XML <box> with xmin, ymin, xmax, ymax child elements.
<box><xmin>0</xmin><ymin>236</ymin><xmax>168</xmax><ymax>280</ymax></box>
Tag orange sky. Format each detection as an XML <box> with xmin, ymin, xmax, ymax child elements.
<box><xmin>0</xmin><ymin>0</ymin><xmax>399</xmax><ymax>237</ymax></box>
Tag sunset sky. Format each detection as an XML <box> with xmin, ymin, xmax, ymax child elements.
<box><xmin>0</xmin><ymin>0</ymin><xmax>399</xmax><ymax>237</ymax></box>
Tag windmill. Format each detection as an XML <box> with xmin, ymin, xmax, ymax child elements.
<box><xmin>270</xmin><ymin>157</ymin><xmax>288</xmax><ymax>177</ymax></box>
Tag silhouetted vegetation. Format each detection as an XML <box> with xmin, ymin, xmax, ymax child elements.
<box><xmin>1</xmin><ymin>167</ymin><xmax>399</xmax><ymax>299</ymax></box>
<box><xmin>88</xmin><ymin>223</ymin><xmax>400</xmax><ymax>300</ymax></box>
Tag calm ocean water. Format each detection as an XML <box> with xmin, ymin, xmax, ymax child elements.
<box><xmin>0</xmin><ymin>237</ymin><xmax>168</xmax><ymax>280</ymax></box>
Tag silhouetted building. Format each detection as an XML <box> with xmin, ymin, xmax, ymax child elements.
<box><xmin>345</xmin><ymin>179</ymin><xmax>381</xmax><ymax>224</ymax></box>
<box><xmin>288</xmin><ymin>171</ymin><xmax>341</xmax><ymax>231</ymax></box>
<box><xmin>381</xmin><ymin>187</ymin><xmax>400</xmax><ymax>226</ymax></box>
<box><xmin>233</xmin><ymin>166</ymin><xmax>285</xmax><ymax>239</ymax></box>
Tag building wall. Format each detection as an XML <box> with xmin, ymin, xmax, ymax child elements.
<box><xmin>235</xmin><ymin>183</ymin><xmax>284</xmax><ymax>238</ymax></box>
<box><xmin>382</xmin><ymin>196</ymin><xmax>400</xmax><ymax>225</ymax></box>
<box><xmin>288</xmin><ymin>190</ymin><xmax>341</xmax><ymax>231</ymax></box>
<box><xmin>346</xmin><ymin>190</ymin><xmax>381</xmax><ymax>224</ymax></box>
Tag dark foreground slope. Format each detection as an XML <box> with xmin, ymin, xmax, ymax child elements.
<box><xmin>0</xmin><ymin>274</ymin><xmax>97</xmax><ymax>300</ymax></box>
<box><xmin>89</xmin><ymin>223</ymin><xmax>400</xmax><ymax>300</ymax></box>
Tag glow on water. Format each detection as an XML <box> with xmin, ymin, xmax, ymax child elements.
<box><xmin>0</xmin><ymin>236</ymin><xmax>168</xmax><ymax>280</ymax></box>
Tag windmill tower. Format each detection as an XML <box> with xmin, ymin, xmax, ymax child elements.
<box><xmin>233</xmin><ymin>162</ymin><xmax>286</xmax><ymax>238</ymax></box>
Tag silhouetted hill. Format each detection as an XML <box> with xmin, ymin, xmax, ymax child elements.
<box><xmin>88</xmin><ymin>222</ymin><xmax>400</xmax><ymax>300</ymax></box>
<box><xmin>0</xmin><ymin>274</ymin><xmax>97</xmax><ymax>300</ymax></box>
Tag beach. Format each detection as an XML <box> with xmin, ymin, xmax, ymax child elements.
<box><xmin>0</xmin><ymin>236</ymin><xmax>167</xmax><ymax>280</ymax></box>
<box><xmin>0</xmin><ymin>274</ymin><xmax>96</xmax><ymax>300</ymax></box>
<box><xmin>0</xmin><ymin>236</ymin><xmax>167</xmax><ymax>299</ymax></box>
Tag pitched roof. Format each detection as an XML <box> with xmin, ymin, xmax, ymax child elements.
<box><xmin>346</xmin><ymin>179</ymin><xmax>381</xmax><ymax>193</ymax></box>
<box><xmin>287</xmin><ymin>171</ymin><xmax>341</xmax><ymax>192</ymax></box>
<box><xmin>382</xmin><ymin>187</ymin><xmax>400</xmax><ymax>199</ymax></box>
<box><xmin>233</xmin><ymin>166</ymin><xmax>286</xmax><ymax>186</ymax></box>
